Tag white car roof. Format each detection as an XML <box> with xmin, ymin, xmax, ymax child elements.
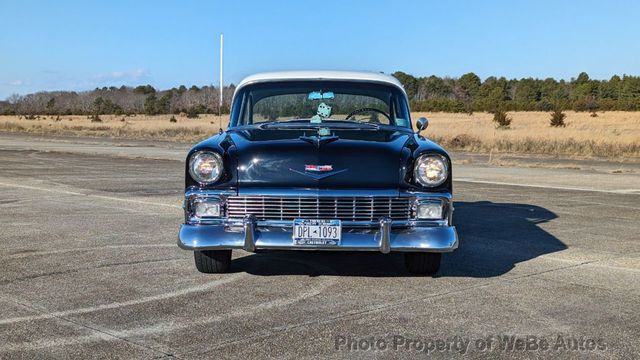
<box><xmin>234</xmin><ymin>70</ymin><xmax>406</xmax><ymax>98</ymax></box>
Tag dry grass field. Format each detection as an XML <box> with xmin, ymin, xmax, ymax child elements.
<box><xmin>419</xmin><ymin>111</ymin><xmax>640</xmax><ymax>159</ymax></box>
<box><xmin>1</xmin><ymin>111</ymin><xmax>639</xmax><ymax>159</ymax></box>
<box><xmin>0</xmin><ymin>114</ymin><xmax>225</xmax><ymax>143</ymax></box>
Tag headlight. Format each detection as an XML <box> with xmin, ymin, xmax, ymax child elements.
<box><xmin>415</xmin><ymin>201</ymin><xmax>444</xmax><ymax>219</ymax></box>
<box><xmin>190</xmin><ymin>197</ymin><xmax>221</xmax><ymax>219</ymax></box>
<box><xmin>414</xmin><ymin>154</ymin><xmax>448</xmax><ymax>187</ymax></box>
<box><xmin>189</xmin><ymin>151</ymin><xmax>223</xmax><ymax>184</ymax></box>
<box><xmin>194</xmin><ymin>200</ymin><xmax>221</xmax><ymax>218</ymax></box>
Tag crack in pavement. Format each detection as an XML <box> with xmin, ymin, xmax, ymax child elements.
<box><xmin>4</xmin><ymin>244</ymin><xmax>177</xmax><ymax>260</ymax></box>
<box><xmin>0</xmin><ymin>256</ymin><xmax>339</xmax><ymax>355</ymax></box>
<box><xmin>177</xmin><ymin>260</ymin><xmax>600</xmax><ymax>356</ymax></box>
<box><xmin>0</xmin><ymin>273</ymin><xmax>246</xmax><ymax>325</ymax></box>
<box><xmin>0</xmin><ymin>257</ymin><xmax>184</xmax><ymax>285</ymax></box>
<box><xmin>0</xmin><ymin>181</ymin><xmax>181</xmax><ymax>209</ymax></box>
<box><xmin>3</xmin><ymin>297</ymin><xmax>181</xmax><ymax>358</ymax></box>
<box><xmin>454</xmin><ymin>179</ymin><xmax>640</xmax><ymax>195</ymax></box>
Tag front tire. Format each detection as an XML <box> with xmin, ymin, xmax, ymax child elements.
<box><xmin>404</xmin><ymin>252</ymin><xmax>441</xmax><ymax>275</ymax></box>
<box><xmin>194</xmin><ymin>250</ymin><xmax>231</xmax><ymax>273</ymax></box>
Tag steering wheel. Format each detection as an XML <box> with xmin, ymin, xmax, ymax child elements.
<box><xmin>345</xmin><ymin>108</ymin><xmax>391</xmax><ymax>122</ymax></box>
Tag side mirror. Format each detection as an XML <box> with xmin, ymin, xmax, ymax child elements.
<box><xmin>416</xmin><ymin>117</ymin><xmax>429</xmax><ymax>133</ymax></box>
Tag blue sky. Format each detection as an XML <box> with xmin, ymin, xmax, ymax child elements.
<box><xmin>1</xmin><ymin>0</ymin><xmax>639</xmax><ymax>98</ymax></box>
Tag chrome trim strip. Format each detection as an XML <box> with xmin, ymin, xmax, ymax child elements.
<box><xmin>185</xmin><ymin>218</ymin><xmax>448</xmax><ymax>228</ymax></box>
<box><xmin>227</xmin><ymin>218</ymin><xmax>447</xmax><ymax>228</ymax></box>
<box><xmin>289</xmin><ymin>167</ymin><xmax>349</xmax><ymax>180</ymax></box>
<box><xmin>237</xmin><ymin>188</ymin><xmax>404</xmax><ymax>197</ymax></box>
<box><xmin>186</xmin><ymin>187</ymin><xmax>237</xmax><ymax>197</ymax></box>
<box><xmin>186</xmin><ymin>187</ymin><xmax>451</xmax><ymax>199</ymax></box>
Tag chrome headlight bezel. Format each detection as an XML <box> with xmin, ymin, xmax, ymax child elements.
<box><xmin>413</xmin><ymin>154</ymin><xmax>449</xmax><ymax>187</ymax></box>
<box><xmin>188</xmin><ymin>151</ymin><xmax>223</xmax><ymax>185</ymax></box>
<box><xmin>186</xmin><ymin>196</ymin><xmax>223</xmax><ymax>223</ymax></box>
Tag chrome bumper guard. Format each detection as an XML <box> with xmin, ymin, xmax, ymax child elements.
<box><xmin>178</xmin><ymin>215</ymin><xmax>458</xmax><ymax>253</ymax></box>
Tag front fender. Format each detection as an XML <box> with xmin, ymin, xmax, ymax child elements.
<box><xmin>399</xmin><ymin>134</ymin><xmax>452</xmax><ymax>193</ymax></box>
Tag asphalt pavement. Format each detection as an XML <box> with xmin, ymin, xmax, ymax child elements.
<box><xmin>0</xmin><ymin>133</ymin><xmax>638</xmax><ymax>359</ymax></box>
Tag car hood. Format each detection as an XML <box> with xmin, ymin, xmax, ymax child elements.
<box><xmin>227</xmin><ymin>129</ymin><xmax>412</xmax><ymax>189</ymax></box>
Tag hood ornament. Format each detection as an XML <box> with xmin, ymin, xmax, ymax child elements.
<box><xmin>299</xmin><ymin>134</ymin><xmax>340</xmax><ymax>148</ymax></box>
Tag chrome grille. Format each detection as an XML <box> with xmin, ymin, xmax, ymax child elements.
<box><xmin>225</xmin><ymin>196</ymin><xmax>413</xmax><ymax>222</ymax></box>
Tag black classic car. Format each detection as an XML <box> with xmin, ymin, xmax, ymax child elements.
<box><xmin>178</xmin><ymin>71</ymin><xmax>458</xmax><ymax>275</ymax></box>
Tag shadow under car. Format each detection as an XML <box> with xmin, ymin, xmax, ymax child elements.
<box><xmin>227</xmin><ymin>201</ymin><xmax>566</xmax><ymax>278</ymax></box>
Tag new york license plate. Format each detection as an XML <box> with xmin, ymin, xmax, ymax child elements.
<box><xmin>293</xmin><ymin>219</ymin><xmax>341</xmax><ymax>246</ymax></box>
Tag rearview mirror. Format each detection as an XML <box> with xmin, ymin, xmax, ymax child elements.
<box><xmin>416</xmin><ymin>117</ymin><xmax>429</xmax><ymax>132</ymax></box>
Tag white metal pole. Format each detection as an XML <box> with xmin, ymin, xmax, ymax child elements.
<box><xmin>219</xmin><ymin>33</ymin><xmax>224</xmax><ymax>113</ymax></box>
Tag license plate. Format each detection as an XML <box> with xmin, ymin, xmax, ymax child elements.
<box><xmin>293</xmin><ymin>219</ymin><xmax>341</xmax><ymax>246</ymax></box>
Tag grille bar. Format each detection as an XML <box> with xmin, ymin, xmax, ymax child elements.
<box><xmin>226</xmin><ymin>196</ymin><xmax>413</xmax><ymax>222</ymax></box>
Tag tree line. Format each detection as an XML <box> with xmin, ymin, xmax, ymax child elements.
<box><xmin>2</xmin><ymin>71</ymin><xmax>640</xmax><ymax>116</ymax></box>
<box><xmin>393</xmin><ymin>71</ymin><xmax>640</xmax><ymax>113</ymax></box>
<box><xmin>0</xmin><ymin>84</ymin><xmax>235</xmax><ymax>117</ymax></box>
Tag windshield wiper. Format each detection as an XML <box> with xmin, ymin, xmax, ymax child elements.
<box><xmin>258</xmin><ymin>120</ymin><xmax>379</xmax><ymax>130</ymax></box>
<box><xmin>321</xmin><ymin>120</ymin><xmax>380</xmax><ymax>130</ymax></box>
<box><xmin>257</xmin><ymin>120</ymin><xmax>312</xmax><ymax>129</ymax></box>
<box><xmin>258</xmin><ymin>121</ymin><xmax>318</xmax><ymax>130</ymax></box>
<box><xmin>257</xmin><ymin>121</ymin><xmax>281</xmax><ymax>129</ymax></box>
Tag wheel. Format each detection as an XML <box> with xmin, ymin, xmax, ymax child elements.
<box><xmin>404</xmin><ymin>252</ymin><xmax>442</xmax><ymax>275</ymax></box>
<box><xmin>194</xmin><ymin>250</ymin><xmax>232</xmax><ymax>273</ymax></box>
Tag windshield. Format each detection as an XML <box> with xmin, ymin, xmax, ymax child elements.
<box><xmin>230</xmin><ymin>81</ymin><xmax>411</xmax><ymax>128</ymax></box>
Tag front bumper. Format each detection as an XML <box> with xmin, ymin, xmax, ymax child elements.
<box><xmin>178</xmin><ymin>216</ymin><xmax>458</xmax><ymax>253</ymax></box>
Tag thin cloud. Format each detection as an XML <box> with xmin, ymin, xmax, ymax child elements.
<box><xmin>1</xmin><ymin>70</ymin><xmax>153</xmax><ymax>98</ymax></box>
<box><xmin>7</xmin><ymin>80</ymin><xmax>27</xmax><ymax>86</ymax></box>
<box><xmin>93</xmin><ymin>69</ymin><xmax>151</xmax><ymax>82</ymax></box>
